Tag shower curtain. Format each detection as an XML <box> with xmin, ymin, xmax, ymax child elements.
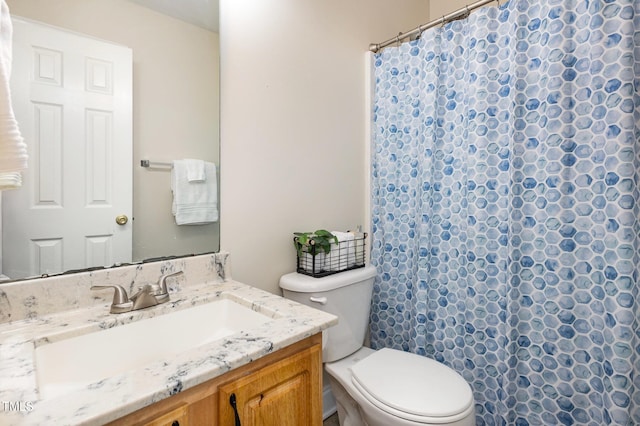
<box><xmin>369</xmin><ymin>0</ymin><xmax>640</xmax><ymax>425</ymax></box>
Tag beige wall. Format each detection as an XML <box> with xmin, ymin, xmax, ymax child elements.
<box><xmin>429</xmin><ymin>0</ymin><xmax>485</xmax><ymax>19</ymax></box>
<box><xmin>219</xmin><ymin>0</ymin><xmax>431</xmax><ymax>294</ymax></box>
<box><xmin>6</xmin><ymin>0</ymin><xmax>220</xmax><ymax>263</ymax></box>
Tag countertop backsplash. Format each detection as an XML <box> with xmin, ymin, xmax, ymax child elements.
<box><xmin>0</xmin><ymin>252</ymin><xmax>230</xmax><ymax>324</ymax></box>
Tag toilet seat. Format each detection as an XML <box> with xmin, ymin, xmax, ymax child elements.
<box><xmin>350</xmin><ymin>348</ymin><xmax>474</xmax><ymax>424</ymax></box>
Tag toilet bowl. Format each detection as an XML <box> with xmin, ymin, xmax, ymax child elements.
<box><xmin>279</xmin><ymin>266</ymin><xmax>475</xmax><ymax>426</ymax></box>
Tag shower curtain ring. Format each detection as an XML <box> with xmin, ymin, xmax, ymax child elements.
<box><xmin>441</xmin><ymin>15</ymin><xmax>446</xmax><ymax>27</ymax></box>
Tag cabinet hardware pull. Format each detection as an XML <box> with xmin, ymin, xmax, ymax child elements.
<box><xmin>229</xmin><ymin>393</ymin><xmax>242</xmax><ymax>426</ymax></box>
<box><xmin>171</xmin><ymin>421</ymin><xmax>179</xmax><ymax>426</ymax></box>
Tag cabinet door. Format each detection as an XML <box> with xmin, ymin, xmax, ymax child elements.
<box><xmin>218</xmin><ymin>344</ymin><xmax>322</xmax><ymax>426</ymax></box>
<box><xmin>142</xmin><ymin>403</ymin><xmax>189</xmax><ymax>426</ymax></box>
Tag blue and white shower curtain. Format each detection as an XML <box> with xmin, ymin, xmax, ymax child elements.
<box><xmin>370</xmin><ymin>0</ymin><xmax>640</xmax><ymax>424</ymax></box>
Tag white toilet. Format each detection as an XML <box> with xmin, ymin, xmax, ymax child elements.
<box><xmin>280</xmin><ymin>265</ymin><xmax>475</xmax><ymax>426</ymax></box>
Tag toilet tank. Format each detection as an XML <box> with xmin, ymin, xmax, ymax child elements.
<box><xmin>279</xmin><ymin>265</ymin><xmax>377</xmax><ymax>362</ymax></box>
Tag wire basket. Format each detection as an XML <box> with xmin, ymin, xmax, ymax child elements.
<box><xmin>295</xmin><ymin>232</ymin><xmax>367</xmax><ymax>278</ymax></box>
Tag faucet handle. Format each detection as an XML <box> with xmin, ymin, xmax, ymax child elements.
<box><xmin>90</xmin><ymin>285</ymin><xmax>134</xmax><ymax>313</ymax></box>
<box><xmin>157</xmin><ymin>270</ymin><xmax>184</xmax><ymax>294</ymax></box>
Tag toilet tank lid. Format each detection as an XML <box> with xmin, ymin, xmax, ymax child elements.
<box><xmin>279</xmin><ymin>265</ymin><xmax>377</xmax><ymax>293</ymax></box>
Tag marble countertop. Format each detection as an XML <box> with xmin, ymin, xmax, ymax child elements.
<box><xmin>0</xmin><ymin>279</ymin><xmax>338</xmax><ymax>425</ymax></box>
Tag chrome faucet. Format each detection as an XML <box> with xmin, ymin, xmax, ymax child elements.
<box><xmin>91</xmin><ymin>271</ymin><xmax>184</xmax><ymax>314</ymax></box>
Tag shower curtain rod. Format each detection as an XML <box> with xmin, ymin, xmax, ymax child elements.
<box><xmin>369</xmin><ymin>0</ymin><xmax>499</xmax><ymax>53</ymax></box>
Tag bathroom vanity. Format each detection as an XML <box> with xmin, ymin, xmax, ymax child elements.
<box><xmin>108</xmin><ymin>334</ymin><xmax>321</xmax><ymax>425</ymax></box>
<box><xmin>0</xmin><ymin>253</ymin><xmax>336</xmax><ymax>425</ymax></box>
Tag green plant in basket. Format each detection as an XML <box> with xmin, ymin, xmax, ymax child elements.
<box><xmin>293</xmin><ymin>230</ymin><xmax>338</xmax><ymax>257</ymax></box>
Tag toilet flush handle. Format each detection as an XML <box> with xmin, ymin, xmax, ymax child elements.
<box><xmin>309</xmin><ymin>296</ymin><xmax>328</xmax><ymax>305</ymax></box>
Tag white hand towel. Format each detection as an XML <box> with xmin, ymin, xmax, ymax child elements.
<box><xmin>171</xmin><ymin>160</ymin><xmax>218</xmax><ymax>225</ymax></box>
<box><xmin>0</xmin><ymin>1</ymin><xmax>27</xmax><ymax>186</ymax></box>
<box><xmin>325</xmin><ymin>231</ymin><xmax>356</xmax><ymax>271</ymax></box>
<box><xmin>184</xmin><ymin>158</ymin><xmax>206</xmax><ymax>182</ymax></box>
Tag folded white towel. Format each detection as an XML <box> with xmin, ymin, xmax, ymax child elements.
<box><xmin>171</xmin><ymin>160</ymin><xmax>218</xmax><ymax>225</ymax></box>
<box><xmin>0</xmin><ymin>2</ymin><xmax>27</xmax><ymax>178</ymax></box>
<box><xmin>325</xmin><ymin>231</ymin><xmax>356</xmax><ymax>271</ymax></box>
<box><xmin>0</xmin><ymin>170</ymin><xmax>20</xmax><ymax>189</ymax></box>
<box><xmin>184</xmin><ymin>159</ymin><xmax>206</xmax><ymax>182</ymax></box>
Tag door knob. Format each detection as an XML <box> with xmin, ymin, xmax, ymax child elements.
<box><xmin>115</xmin><ymin>214</ymin><xmax>128</xmax><ymax>225</ymax></box>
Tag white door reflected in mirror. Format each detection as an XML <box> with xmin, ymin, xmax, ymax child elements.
<box><xmin>2</xmin><ymin>18</ymin><xmax>133</xmax><ymax>279</ymax></box>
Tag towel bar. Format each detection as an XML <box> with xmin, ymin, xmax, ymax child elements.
<box><xmin>140</xmin><ymin>160</ymin><xmax>172</xmax><ymax>168</ymax></box>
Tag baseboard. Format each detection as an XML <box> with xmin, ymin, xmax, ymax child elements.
<box><xmin>322</xmin><ymin>382</ymin><xmax>337</xmax><ymax>420</ymax></box>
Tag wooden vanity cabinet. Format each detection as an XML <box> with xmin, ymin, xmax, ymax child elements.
<box><xmin>107</xmin><ymin>334</ymin><xmax>322</xmax><ymax>426</ymax></box>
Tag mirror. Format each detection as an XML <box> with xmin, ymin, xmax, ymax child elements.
<box><xmin>1</xmin><ymin>0</ymin><xmax>220</xmax><ymax>281</ymax></box>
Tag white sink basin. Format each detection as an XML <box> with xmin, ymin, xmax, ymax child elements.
<box><xmin>34</xmin><ymin>298</ymin><xmax>271</xmax><ymax>398</ymax></box>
